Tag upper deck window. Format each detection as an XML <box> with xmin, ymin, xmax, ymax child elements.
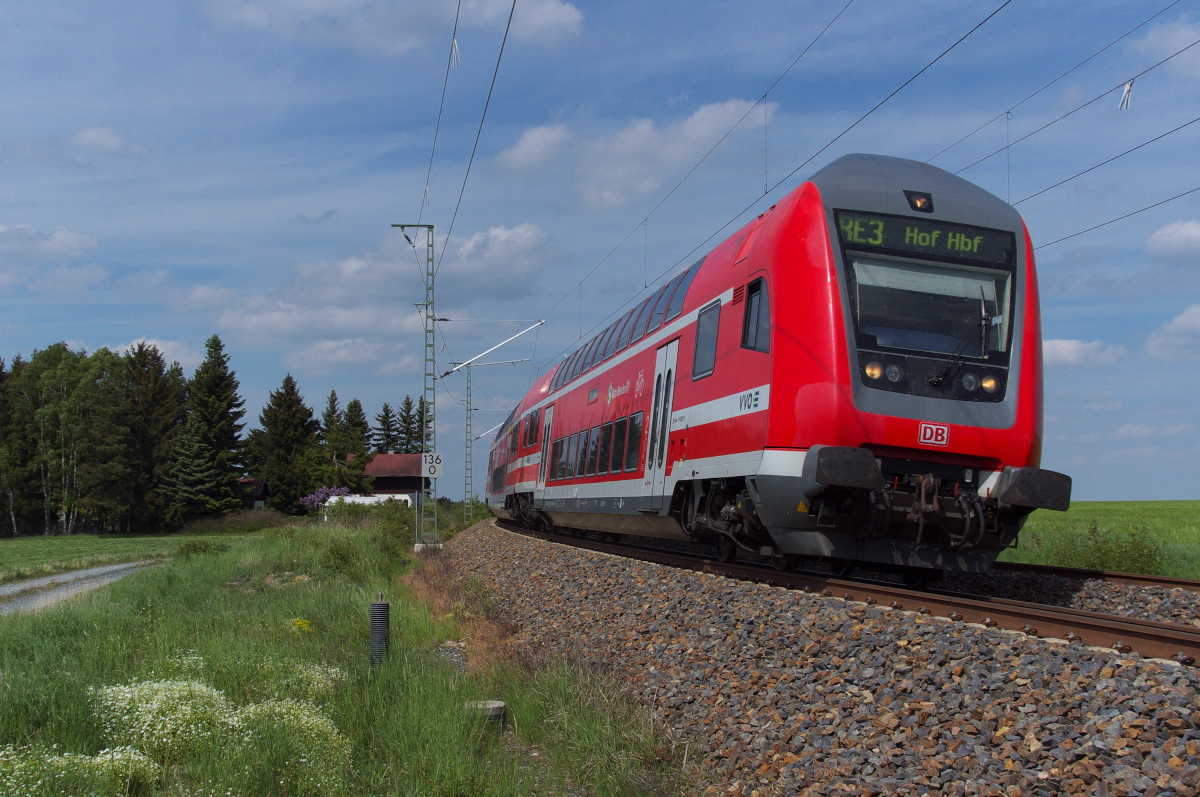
<box><xmin>664</xmin><ymin>259</ymin><xmax>704</xmax><ymax>324</ymax></box>
<box><xmin>620</xmin><ymin>297</ymin><xmax>653</xmax><ymax>351</ymax></box>
<box><xmin>645</xmin><ymin>274</ymin><xmax>684</xmax><ymax>335</ymax></box>
<box><xmin>630</xmin><ymin>287</ymin><xmax>667</xmax><ymax>346</ymax></box>
<box><xmin>604</xmin><ymin>311</ymin><xmax>632</xmax><ymax>360</ymax></box>
<box><xmin>741</xmin><ymin>279</ymin><xmax>770</xmax><ymax>353</ymax></box>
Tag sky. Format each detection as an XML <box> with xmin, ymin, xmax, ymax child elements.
<box><xmin>2</xmin><ymin>0</ymin><xmax>1200</xmax><ymax>501</ymax></box>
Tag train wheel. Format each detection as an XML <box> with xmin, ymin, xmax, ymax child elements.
<box><xmin>771</xmin><ymin>553</ymin><xmax>797</xmax><ymax>573</ymax></box>
<box><xmin>715</xmin><ymin>534</ymin><xmax>737</xmax><ymax>563</ymax></box>
<box><xmin>828</xmin><ymin>558</ymin><xmax>855</xmax><ymax>579</ymax></box>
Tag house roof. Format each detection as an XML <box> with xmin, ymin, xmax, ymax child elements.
<box><xmin>361</xmin><ymin>453</ymin><xmax>422</xmax><ymax>478</ymax></box>
<box><xmin>238</xmin><ymin>477</ymin><xmax>267</xmax><ymax>497</ymax></box>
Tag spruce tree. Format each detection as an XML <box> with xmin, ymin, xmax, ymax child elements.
<box><xmin>119</xmin><ymin>343</ymin><xmax>185</xmax><ymax>531</ymax></box>
<box><xmin>187</xmin><ymin>335</ymin><xmax>246</xmax><ymax>509</ymax></box>
<box><xmin>320</xmin><ymin>390</ymin><xmax>342</xmax><ymax>444</ymax></box>
<box><xmin>343</xmin><ymin>399</ymin><xmax>370</xmax><ymax>452</ymax></box>
<box><xmin>163</xmin><ymin>413</ymin><xmax>240</xmax><ymax>526</ymax></box>
<box><xmin>372</xmin><ymin>402</ymin><xmax>399</xmax><ymax>454</ymax></box>
<box><xmin>396</xmin><ymin>395</ymin><xmax>417</xmax><ymax>454</ymax></box>
<box><xmin>246</xmin><ymin>374</ymin><xmax>320</xmax><ymax>514</ymax></box>
<box><xmin>416</xmin><ymin>396</ymin><xmax>433</xmax><ymax>452</ymax></box>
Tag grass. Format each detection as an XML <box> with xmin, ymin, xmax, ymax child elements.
<box><xmin>0</xmin><ymin>510</ymin><xmax>685</xmax><ymax>796</ymax></box>
<box><xmin>0</xmin><ymin>511</ymin><xmax>286</xmax><ymax>586</ymax></box>
<box><xmin>1000</xmin><ymin>500</ymin><xmax>1200</xmax><ymax>578</ymax></box>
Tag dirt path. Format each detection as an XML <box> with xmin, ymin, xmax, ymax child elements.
<box><xmin>0</xmin><ymin>560</ymin><xmax>164</xmax><ymax>615</ymax></box>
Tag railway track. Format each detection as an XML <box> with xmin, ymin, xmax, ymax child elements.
<box><xmin>991</xmin><ymin>559</ymin><xmax>1200</xmax><ymax>590</ymax></box>
<box><xmin>495</xmin><ymin>519</ymin><xmax>1200</xmax><ymax>665</ymax></box>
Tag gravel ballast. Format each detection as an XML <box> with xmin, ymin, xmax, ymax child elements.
<box><xmin>449</xmin><ymin>521</ymin><xmax>1200</xmax><ymax>796</ymax></box>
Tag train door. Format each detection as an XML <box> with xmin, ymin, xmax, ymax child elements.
<box><xmin>643</xmin><ymin>339</ymin><xmax>679</xmax><ymax>511</ymax></box>
<box><xmin>535</xmin><ymin>406</ymin><xmax>554</xmax><ymax>492</ymax></box>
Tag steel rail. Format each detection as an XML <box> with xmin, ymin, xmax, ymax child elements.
<box><xmin>495</xmin><ymin>520</ymin><xmax>1200</xmax><ymax>666</ymax></box>
<box><xmin>990</xmin><ymin>560</ymin><xmax>1200</xmax><ymax>591</ymax></box>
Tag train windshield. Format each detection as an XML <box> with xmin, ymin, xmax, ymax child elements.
<box><xmin>848</xmin><ymin>255</ymin><xmax>1011</xmax><ymax>356</ymax></box>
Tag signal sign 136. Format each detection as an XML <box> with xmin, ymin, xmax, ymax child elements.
<box><xmin>422</xmin><ymin>453</ymin><xmax>444</xmax><ymax>478</ymax></box>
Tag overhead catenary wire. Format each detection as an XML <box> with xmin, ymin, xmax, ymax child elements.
<box><xmin>1015</xmin><ymin>113</ymin><xmax>1200</xmax><ymax>205</ymax></box>
<box><xmin>417</xmin><ymin>0</ymin><xmax>464</xmax><ymax>225</ymax></box>
<box><xmin>536</xmin><ymin>0</ymin><xmax>1014</xmax><ymax>371</ymax></box>
<box><xmin>537</xmin><ymin>0</ymin><xmax>857</xmax><ymax>323</ymax></box>
<box><xmin>927</xmin><ymin>0</ymin><xmax>1184</xmax><ymax>164</ymax></box>
<box><xmin>1036</xmin><ymin>184</ymin><xmax>1200</xmax><ymax>249</ymax></box>
<box><xmin>434</xmin><ymin>0</ymin><xmax>518</xmax><ymax>276</ymax></box>
<box><xmin>953</xmin><ymin>34</ymin><xmax>1200</xmax><ymax>175</ymax></box>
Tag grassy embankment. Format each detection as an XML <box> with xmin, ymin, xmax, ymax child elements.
<box><xmin>0</xmin><ymin>512</ymin><xmax>288</xmax><ymax>586</ymax></box>
<box><xmin>0</xmin><ymin>506</ymin><xmax>683</xmax><ymax>796</ymax></box>
<box><xmin>999</xmin><ymin>500</ymin><xmax>1200</xmax><ymax>578</ymax></box>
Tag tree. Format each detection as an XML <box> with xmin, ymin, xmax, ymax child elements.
<box><xmin>117</xmin><ymin>343</ymin><xmax>185</xmax><ymax>531</ymax></box>
<box><xmin>246</xmin><ymin>374</ymin><xmax>320</xmax><ymax>515</ymax></box>
<box><xmin>0</xmin><ymin>356</ymin><xmax>16</xmax><ymax>536</ymax></box>
<box><xmin>187</xmin><ymin>335</ymin><xmax>246</xmax><ymax>511</ymax></box>
<box><xmin>416</xmin><ymin>396</ymin><xmax>433</xmax><ymax>452</ymax></box>
<box><xmin>372</xmin><ymin>402</ymin><xmax>399</xmax><ymax>454</ymax></box>
<box><xmin>343</xmin><ymin>399</ymin><xmax>370</xmax><ymax>452</ymax></box>
<box><xmin>396</xmin><ymin>395</ymin><xmax>417</xmax><ymax>454</ymax></box>
<box><xmin>320</xmin><ymin>390</ymin><xmax>342</xmax><ymax>445</ymax></box>
<box><xmin>162</xmin><ymin>413</ymin><xmax>240</xmax><ymax>526</ymax></box>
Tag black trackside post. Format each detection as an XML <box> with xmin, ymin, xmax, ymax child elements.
<box><xmin>370</xmin><ymin>592</ymin><xmax>390</xmax><ymax>666</ymax></box>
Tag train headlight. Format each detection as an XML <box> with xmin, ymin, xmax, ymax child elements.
<box><xmin>885</xmin><ymin>363</ymin><xmax>904</xmax><ymax>383</ymax></box>
<box><xmin>981</xmin><ymin>375</ymin><xmax>998</xmax><ymax>393</ymax></box>
<box><xmin>864</xmin><ymin>361</ymin><xmax>883</xmax><ymax>380</ymax></box>
<box><xmin>961</xmin><ymin>373</ymin><xmax>979</xmax><ymax>392</ymax></box>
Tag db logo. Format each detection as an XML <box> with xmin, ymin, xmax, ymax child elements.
<box><xmin>918</xmin><ymin>422</ymin><xmax>950</xmax><ymax>447</ymax></box>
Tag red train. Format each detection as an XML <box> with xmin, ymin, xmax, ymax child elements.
<box><xmin>486</xmin><ymin>154</ymin><xmax>1071</xmax><ymax>585</ymax></box>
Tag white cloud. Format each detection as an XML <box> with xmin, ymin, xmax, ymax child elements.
<box><xmin>1134</xmin><ymin>18</ymin><xmax>1200</xmax><ymax>80</ymax></box>
<box><xmin>1042</xmin><ymin>338</ymin><xmax>1126</xmax><ymax>368</ymax></box>
<box><xmin>576</xmin><ymin>99</ymin><xmax>773</xmax><ymax>207</ymax></box>
<box><xmin>207</xmin><ymin>0</ymin><xmax>580</xmax><ymax>56</ymax></box>
<box><xmin>1112</xmin><ymin>423</ymin><xmax>1194</xmax><ymax>440</ymax></box>
<box><xmin>283</xmin><ymin>337</ymin><xmax>384</xmax><ymax>373</ymax></box>
<box><xmin>26</xmin><ymin>263</ymin><xmax>108</xmax><ymax>293</ymax></box>
<box><xmin>1145</xmin><ymin>220</ymin><xmax>1200</xmax><ymax>261</ymax></box>
<box><xmin>0</xmin><ymin>224</ymin><xmax>97</xmax><ymax>262</ymax></box>
<box><xmin>67</xmin><ymin>127</ymin><xmax>141</xmax><ymax>156</ymax></box>
<box><xmin>499</xmin><ymin>124</ymin><xmax>572</xmax><ymax>170</ymax></box>
<box><xmin>124</xmin><ymin>338</ymin><xmax>204</xmax><ymax>370</ymax></box>
<box><xmin>1146</xmin><ymin>303</ymin><xmax>1200</xmax><ymax>360</ymax></box>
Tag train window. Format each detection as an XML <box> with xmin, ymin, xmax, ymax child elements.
<box><xmin>557</xmin><ymin>353</ymin><xmax>575</xmax><ymax>389</ymax></box>
<box><xmin>647</xmin><ymin>374</ymin><xmax>663</xmax><ymax>469</ymax></box>
<box><xmin>579</xmin><ymin>336</ymin><xmax>601</xmax><ymax>376</ymax></box>
<box><xmin>657</xmin><ymin>370</ymin><xmax>673</xmax><ymax>469</ymax></box>
<box><xmin>548</xmin><ymin>439</ymin><xmax>562</xmax><ymax>481</ymax></box>
<box><xmin>510</xmin><ymin>423</ymin><xmax>520</xmax><ymax>456</ymax></box>
<box><xmin>620</xmin><ymin>298</ymin><xmax>653</xmax><ymax>351</ymax></box>
<box><xmin>528</xmin><ymin>408</ymin><xmax>540</xmax><ymax>447</ymax></box>
<box><xmin>609</xmin><ymin>417</ymin><xmax>627</xmax><ymax>474</ymax></box>
<box><xmin>693</xmin><ymin>300</ymin><xmax>721</xmax><ymax>380</ymax></box>
<box><xmin>589</xmin><ymin>326</ymin><xmax>614</xmax><ymax>370</ymax></box>
<box><xmin>585</xmin><ymin>425</ymin><xmax>601</xmax><ymax>476</ymax></box>
<box><xmin>597</xmin><ymin>422</ymin><xmax>613</xmax><ymax>475</ymax></box>
<box><xmin>552</xmin><ymin>359</ymin><xmax>568</xmax><ymax>391</ymax></box>
<box><xmin>556</xmin><ymin>438</ymin><xmax>568</xmax><ymax>480</ymax></box>
<box><xmin>665</xmin><ymin>259</ymin><xmax>704</xmax><ymax>324</ymax></box>
<box><xmin>631</xmin><ymin>287</ymin><xmax>667</xmax><ymax>345</ymax></box>
<box><xmin>569</xmin><ymin>342</ymin><xmax>591</xmax><ymax>380</ymax></box>
<box><xmin>565</xmin><ymin>433</ymin><xmax>579</xmax><ymax>479</ymax></box>
<box><xmin>575</xmin><ymin>428</ymin><xmax>591</xmax><ymax>478</ymax></box>
<box><xmin>646</xmin><ymin>276</ymin><xmax>682</xmax><ymax>336</ymax></box>
<box><xmin>741</xmin><ymin>278</ymin><xmax>770</xmax><ymax>353</ymax></box>
<box><xmin>624</xmin><ymin>412</ymin><xmax>643</xmax><ymax>472</ymax></box>
<box><xmin>604</xmin><ymin>312</ymin><xmax>631</xmax><ymax>360</ymax></box>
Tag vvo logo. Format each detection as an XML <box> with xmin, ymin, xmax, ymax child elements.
<box><xmin>738</xmin><ymin>390</ymin><xmax>760</xmax><ymax>411</ymax></box>
<box><xmin>918</xmin><ymin>422</ymin><xmax>949</xmax><ymax>447</ymax></box>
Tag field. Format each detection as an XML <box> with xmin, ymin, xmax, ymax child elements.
<box><xmin>0</xmin><ymin>511</ymin><xmax>681</xmax><ymax>796</ymax></box>
<box><xmin>0</xmin><ymin>512</ymin><xmax>286</xmax><ymax>586</ymax></box>
<box><xmin>1000</xmin><ymin>500</ymin><xmax>1200</xmax><ymax>578</ymax></box>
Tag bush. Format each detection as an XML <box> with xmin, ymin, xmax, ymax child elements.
<box><xmin>318</xmin><ymin>535</ymin><xmax>363</xmax><ymax>577</ymax></box>
<box><xmin>0</xmin><ymin>744</ymin><xmax>161</xmax><ymax>796</ymax></box>
<box><xmin>175</xmin><ymin>539</ymin><xmax>231</xmax><ymax>558</ymax></box>
<box><xmin>1027</xmin><ymin>519</ymin><xmax>1167</xmax><ymax>574</ymax></box>
<box><xmin>233</xmin><ymin>699</ymin><xmax>351</xmax><ymax>795</ymax></box>
<box><xmin>90</xmin><ymin>680</ymin><xmax>240</xmax><ymax>762</ymax></box>
<box><xmin>181</xmin><ymin>510</ymin><xmax>286</xmax><ymax>536</ymax></box>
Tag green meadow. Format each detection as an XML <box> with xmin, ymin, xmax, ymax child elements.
<box><xmin>1000</xmin><ymin>500</ymin><xmax>1200</xmax><ymax>578</ymax></box>
<box><xmin>0</xmin><ymin>512</ymin><xmax>682</xmax><ymax>796</ymax></box>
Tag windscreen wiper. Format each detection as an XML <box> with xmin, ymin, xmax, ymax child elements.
<box><xmin>927</xmin><ymin>289</ymin><xmax>990</xmax><ymax>387</ymax></box>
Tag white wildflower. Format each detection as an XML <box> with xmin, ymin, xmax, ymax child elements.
<box><xmin>90</xmin><ymin>680</ymin><xmax>240</xmax><ymax>761</ymax></box>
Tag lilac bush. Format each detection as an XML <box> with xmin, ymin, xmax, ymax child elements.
<box><xmin>299</xmin><ymin>486</ymin><xmax>351</xmax><ymax>511</ymax></box>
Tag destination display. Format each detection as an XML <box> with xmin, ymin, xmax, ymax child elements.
<box><xmin>836</xmin><ymin>210</ymin><xmax>1014</xmax><ymax>265</ymax></box>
